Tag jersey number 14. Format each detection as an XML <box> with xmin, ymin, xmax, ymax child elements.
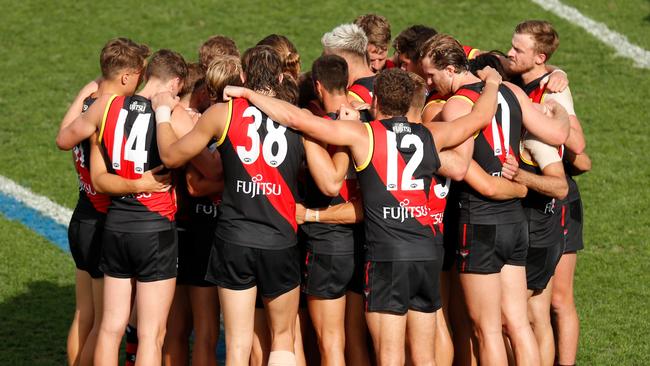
<box><xmin>111</xmin><ymin>110</ymin><xmax>150</xmax><ymax>174</ymax></box>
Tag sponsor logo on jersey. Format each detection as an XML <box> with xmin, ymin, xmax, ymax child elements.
<box><xmin>236</xmin><ymin>174</ymin><xmax>282</xmax><ymax>198</ymax></box>
<box><xmin>392</xmin><ymin>123</ymin><xmax>411</xmax><ymax>134</ymax></box>
<box><xmin>73</xmin><ymin>144</ymin><xmax>86</xmax><ymax>168</ymax></box>
<box><xmin>431</xmin><ymin>211</ymin><xmax>444</xmax><ymax>225</ymax></box>
<box><xmin>382</xmin><ymin>198</ymin><xmax>431</xmax><ymax>223</ymax></box>
<box><xmin>194</xmin><ymin>202</ymin><xmax>219</xmax><ymax>218</ymax></box>
<box><xmin>77</xmin><ymin>173</ymin><xmax>97</xmax><ymax>196</ymax></box>
<box><xmin>544</xmin><ymin>199</ymin><xmax>556</xmax><ymax>215</ymax></box>
<box><xmin>129</xmin><ymin>101</ymin><xmax>147</xmax><ymax>113</ymax></box>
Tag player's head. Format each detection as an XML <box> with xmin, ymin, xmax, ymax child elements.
<box><xmin>393</xmin><ymin>25</ymin><xmax>437</xmax><ymax>74</ymax></box>
<box><xmin>199</xmin><ymin>35</ymin><xmax>240</xmax><ymax>70</ymax></box>
<box><xmin>507</xmin><ymin>20</ymin><xmax>559</xmax><ymax>74</ymax></box>
<box><xmin>179</xmin><ymin>62</ymin><xmax>205</xmax><ymax>100</ymax></box>
<box><xmin>311</xmin><ymin>54</ymin><xmax>349</xmax><ymax>102</ymax></box>
<box><xmin>100</xmin><ymin>37</ymin><xmax>151</xmax><ymax>94</ymax></box>
<box><xmin>420</xmin><ymin>34</ymin><xmax>468</xmax><ymax>95</ymax></box>
<box><xmin>469</xmin><ymin>51</ymin><xmax>510</xmax><ymax>81</ymax></box>
<box><xmin>373</xmin><ymin>68</ymin><xmax>415</xmax><ymax>117</ymax></box>
<box><xmin>257</xmin><ymin>34</ymin><xmax>301</xmax><ymax>81</ymax></box>
<box><xmin>144</xmin><ymin>49</ymin><xmax>188</xmax><ymax>96</ymax></box>
<box><xmin>408</xmin><ymin>72</ymin><xmax>428</xmax><ymax>113</ymax></box>
<box><xmin>206</xmin><ymin>54</ymin><xmax>243</xmax><ymax>103</ymax></box>
<box><xmin>276</xmin><ymin>73</ymin><xmax>299</xmax><ymax>105</ymax></box>
<box><xmin>321</xmin><ymin>23</ymin><xmax>368</xmax><ymax>67</ymax></box>
<box><xmin>241</xmin><ymin>45</ymin><xmax>283</xmax><ymax>95</ymax></box>
<box><xmin>354</xmin><ymin>14</ymin><xmax>391</xmax><ymax>72</ymax></box>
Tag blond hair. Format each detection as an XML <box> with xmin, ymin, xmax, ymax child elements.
<box><xmin>205</xmin><ymin>55</ymin><xmax>242</xmax><ymax>103</ymax></box>
<box><xmin>515</xmin><ymin>20</ymin><xmax>559</xmax><ymax>60</ymax></box>
<box><xmin>321</xmin><ymin>23</ymin><xmax>368</xmax><ymax>58</ymax></box>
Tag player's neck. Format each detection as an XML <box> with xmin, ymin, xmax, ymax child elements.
<box><xmin>452</xmin><ymin>71</ymin><xmax>481</xmax><ymax>93</ymax></box>
<box><xmin>521</xmin><ymin>64</ymin><xmax>547</xmax><ymax>85</ymax></box>
<box><xmin>323</xmin><ymin>93</ymin><xmax>350</xmax><ymax>114</ymax></box>
<box><xmin>406</xmin><ymin>107</ymin><xmax>422</xmax><ymax>123</ymax></box>
<box><xmin>348</xmin><ymin>62</ymin><xmax>374</xmax><ymax>85</ymax></box>
<box><xmin>97</xmin><ymin>79</ymin><xmax>130</xmax><ymax>96</ymax></box>
<box><xmin>137</xmin><ymin>80</ymin><xmax>166</xmax><ymax>99</ymax></box>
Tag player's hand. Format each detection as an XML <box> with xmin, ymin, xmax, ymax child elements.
<box><xmin>152</xmin><ymin>91</ymin><xmax>179</xmax><ymax>111</ymax></box>
<box><xmin>222</xmin><ymin>85</ymin><xmax>248</xmax><ymax>101</ymax></box>
<box><xmin>513</xmin><ymin>182</ymin><xmax>528</xmax><ymax>198</ymax></box>
<box><xmin>295</xmin><ymin>202</ymin><xmax>307</xmax><ymax>225</ymax></box>
<box><xmin>187</xmin><ymin>109</ymin><xmax>201</xmax><ymax>124</ymax></box>
<box><xmin>339</xmin><ymin>104</ymin><xmax>360</xmax><ymax>120</ymax></box>
<box><xmin>477</xmin><ymin>66</ymin><xmax>502</xmax><ymax>86</ymax></box>
<box><xmin>544</xmin><ymin>100</ymin><xmax>569</xmax><ymax>121</ymax></box>
<box><xmin>138</xmin><ymin>165</ymin><xmax>172</xmax><ymax>193</ymax></box>
<box><xmin>542</xmin><ymin>69</ymin><xmax>568</xmax><ymax>93</ymax></box>
<box><xmin>501</xmin><ymin>154</ymin><xmax>519</xmax><ymax>180</ymax></box>
<box><xmin>78</xmin><ymin>78</ymin><xmax>101</xmax><ymax>98</ymax></box>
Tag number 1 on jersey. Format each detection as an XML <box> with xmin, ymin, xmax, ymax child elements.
<box><xmin>111</xmin><ymin>111</ymin><xmax>150</xmax><ymax>174</ymax></box>
<box><xmin>386</xmin><ymin>131</ymin><xmax>424</xmax><ymax>191</ymax></box>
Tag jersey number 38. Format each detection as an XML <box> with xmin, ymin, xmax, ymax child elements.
<box><xmin>237</xmin><ymin>106</ymin><xmax>287</xmax><ymax>167</ymax></box>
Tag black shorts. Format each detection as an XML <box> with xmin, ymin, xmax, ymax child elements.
<box><xmin>68</xmin><ymin>218</ymin><xmax>104</xmax><ymax>278</ymax></box>
<box><xmin>442</xmin><ymin>225</ymin><xmax>457</xmax><ymax>272</ymax></box>
<box><xmin>206</xmin><ymin>241</ymin><xmax>300</xmax><ymax>298</ymax></box>
<box><xmin>526</xmin><ymin>243</ymin><xmax>564</xmax><ymax>291</ymax></box>
<box><xmin>456</xmin><ymin>221</ymin><xmax>529</xmax><ymax>274</ymax></box>
<box><xmin>562</xmin><ymin>199</ymin><xmax>584</xmax><ymax>253</ymax></box>
<box><xmin>364</xmin><ymin>260</ymin><xmax>442</xmax><ymax>315</ymax></box>
<box><xmin>302</xmin><ymin>249</ymin><xmax>363</xmax><ymax>299</ymax></box>
<box><xmin>177</xmin><ymin>226</ymin><xmax>216</xmax><ymax>287</ymax></box>
<box><xmin>100</xmin><ymin>227</ymin><xmax>178</xmax><ymax>282</ymax></box>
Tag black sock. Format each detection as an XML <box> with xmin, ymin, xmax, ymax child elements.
<box><xmin>125</xmin><ymin>324</ymin><xmax>138</xmax><ymax>366</ymax></box>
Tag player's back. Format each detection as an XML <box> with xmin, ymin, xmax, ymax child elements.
<box><xmin>216</xmin><ymin>98</ymin><xmax>304</xmax><ymax>249</ymax></box>
<box><xmin>99</xmin><ymin>95</ymin><xmax>176</xmax><ymax>232</ymax></box>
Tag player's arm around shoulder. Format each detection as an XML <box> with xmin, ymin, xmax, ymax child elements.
<box><xmin>303</xmin><ymin>136</ymin><xmax>349</xmax><ymax>197</ymax></box>
<box><xmin>56</xmin><ymin>93</ymin><xmax>111</xmax><ymax>151</ymax></box>
<box><xmin>544</xmin><ymin>86</ymin><xmax>586</xmax><ymax>154</ymax></box>
<box><xmin>464</xmin><ymin>159</ymin><xmax>527</xmax><ymax>200</ymax></box>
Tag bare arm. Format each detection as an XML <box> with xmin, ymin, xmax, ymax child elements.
<box><xmin>565</xmin><ymin>150</ymin><xmax>592</xmax><ymax>175</ymax></box>
<box><xmin>543</xmin><ymin>87</ymin><xmax>585</xmax><ymax>154</ymax></box>
<box><xmin>89</xmin><ymin>134</ymin><xmax>171</xmax><ymax>195</ymax></box>
<box><xmin>296</xmin><ymin>198</ymin><xmax>364</xmax><ymax>225</ymax></box>
<box><xmin>464</xmin><ymin>160</ymin><xmax>528</xmax><ymax>200</ymax></box>
<box><xmin>56</xmin><ymin>94</ymin><xmax>112</xmax><ymax>150</ymax></box>
<box><xmin>507</xmin><ymin>160</ymin><xmax>568</xmax><ymax>200</ymax></box>
<box><xmin>435</xmin><ymin>97</ymin><xmax>479</xmax><ymax>181</ymax></box>
<box><xmin>421</xmin><ymin>100</ymin><xmax>445</xmax><ymax>123</ymax></box>
<box><xmin>510</xmin><ymin>82</ymin><xmax>570</xmax><ymax>146</ymax></box>
<box><xmin>304</xmin><ymin>138</ymin><xmax>350</xmax><ymax>197</ymax></box>
<box><xmin>58</xmin><ymin>79</ymin><xmax>100</xmax><ymax>132</ymax></box>
<box><xmin>186</xmin><ymin>163</ymin><xmax>224</xmax><ymax>197</ymax></box>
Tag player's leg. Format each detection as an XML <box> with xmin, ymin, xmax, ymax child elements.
<box><xmin>500</xmin><ymin>264</ymin><xmax>540</xmax><ymax>366</ymax></box>
<box><xmin>344</xmin><ymin>292</ymin><xmax>372</xmax><ymax>366</ymax></box>
<box><xmin>162</xmin><ymin>284</ymin><xmax>191</xmax><ymax>366</ymax></box>
<box><xmin>406</xmin><ymin>310</ymin><xmax>436</xmax><ymax>366</ymax></box>
<box><xmin>551</xmin><ymin>252</ymin><xmax>579</xmax><ymax>365</ymax></box>
<box><xmin>435</xmin><ymin>269</ymin><xmax>454</xmax><ymax>366</ymax></box>
<box><xmin>528</xmin><ymin>281</ymin><xmax>555</xmax><ymax>366</ymax></box>
<box><xmin>67</xmin><ymin>269</ymin><xmax>95</xmax><ymax>366</ymax></box>
<box><xmin>79</xmin><ymin>277</ymin><xmax>104</xmax><ymax>366</ymax></box>
<box><xmin>366</xmin><ymin>312</ymin><xmax>408</xmax><ymax>366</ymax></box>
<box><xmin>134</xmin><ymin>278</ymin><xmax>176</xmax><ymax>366</ymax></box>
<box><xmin>307</xmin><ymin>296</ymin><xmax>346</xmax><ymax>365</ymax></box>
<box><xmin>263</xmin><ymin>286</ymin><xmax>301</xmax><ymax>364</ymax></box>
<box><xmin>294</xmin><ymin>308</ymin><xmax>309</xmax><ymax>366</ymax></box>
<box><xmin>449</xmin><ymin>267</ymin><xmax>479</xmax><ymax>366</ymax></box>
<box><xmin>250</xmin><ymin>303</ymin><xmax>269</xmax><ymax>366</ymax></box>
<box><xmin>188</xmin><ymin>285</ymin><xmax>220</xmax><ymax>366</ymax></box>
<box><xmin>94</xmin><ymin>276</ymin><xmax>133</xmax><ymax>366</ymax></box>
<box><xmin>220</xmin><ymin>286</ymin><xmax>257</xmax><ymax>366</ymax></box>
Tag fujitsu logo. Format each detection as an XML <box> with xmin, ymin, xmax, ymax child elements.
<box><xmin>392</xmin><ymin>123</ymin><xmax>411</xmax><ymax>134</ymax></box>
<box><xmin>382</xmin><ymin>198</ymin><xmax>430</xmax><ymax>223</ymax></box>
<box><xmin>236</xmin><ymin>174</ymin><xmax>282</xmax><ymax>198</ymax></box>
<box><xmin>195</xmin><ymin>203</ymin><xmax>219</xmax><ymax>218</ymax></box>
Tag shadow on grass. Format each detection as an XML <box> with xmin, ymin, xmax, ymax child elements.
<box><xmin>0</xmin><ymin>281</ymin><xmax>74</xmax><ymax>366</ymax></box>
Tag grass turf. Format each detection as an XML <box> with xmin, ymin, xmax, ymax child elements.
<box><xmin>0</xmin><ymin>0</ymin><xmax>648</xmax><ymax>364</ymax></box>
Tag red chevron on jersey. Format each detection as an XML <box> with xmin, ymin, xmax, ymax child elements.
<box><xmin>227</xmin><ymin>99</ymin><xmax>297</xmax><ymax>231</ymax></box>
<box><xmin>462</xmin><ymin>44</ymin><xmax>480</xmax><ymax>59</ymax></box>
<box><xmin>73</xmin><ymin>144</ymin><xmax>111</xmax><ymax>213</ymax></box>
<box><xmin>348</xmin><ymin>75</ymin><xmax>375</xmax><ymax>104</ymax></box>
<box><xmin>370</xmin><ymin>120</ymin><xmax>432</xmax><ymax>227</ymax></box>
<box><xmin>428</xmin><ymin>175</ymin><xmax>450</xmax><ymax>234</ymax></box>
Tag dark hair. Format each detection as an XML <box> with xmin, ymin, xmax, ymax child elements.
<box><xmin>297</xmin><ymin>71</ymin><xmax>317</xmax><ymax>108</ymax></box>
<box><xmin>311</xmin><ymin>55</ymin><xmax>348</xmax><ymax>94</ymax></box>
<box><xmin>100</xmin><ymin>37</ymin><xmax>150</xmax><ymax>79</ymax></box>
<box><xmin>393</xmin><ymin>25</ymin><xmax>437</xmax><ymax>62</ymax></box>
<box><xmin>145</xmin><ymin>49</ymin><xmax>188</xmax><ymax>83</ymax></box>
<box><xmin>199</xmin><ymin>35</ymin><xmax>240</xmax><ymax>69</ymax></box>
<box><xmin>241</xmin><ymin>45</ymin><xmax>283</xmax><ymax>94</ymax></box>
<box><xmin>179</xmin><ymin>62</ymin><xmax>205</xmax><ymax>97</ymax></box>
<box><xmin>420</xmin><ymin>34</ymin><xmax>468</xmax><ymax>73</ymax></box>
<box><xmin>468</xmin><ymin>51</ymin><xmax>510</xmax><ymax>81</ymax></box>
<box><xmin>354</xmin><ymin>14</ymin><xmax>391</xmax><ymax>48</ymax></box>
<box><xmin>276</xmin><ymin>73</ymin><xmax>299</xmax><ymax>105</ymax></box>
<box><xmin>374</xmin><ymin>68</ymin><xmax>414</xmax><ymax>116</ymax></box>
<box><xmin>257</xmin><ymin>34</ymin><xmax>301</xmax><ymax>81</ymax></box>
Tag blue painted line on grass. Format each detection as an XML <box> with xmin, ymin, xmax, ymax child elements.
<box><xmin>0</xmin><ymin>191</ymin><xmax>69</xmax><ymax>251</ymax></box>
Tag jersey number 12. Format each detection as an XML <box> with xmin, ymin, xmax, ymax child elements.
<box><xmin>386</xmin><ymin>131</ymin><xmax>424</xmax><ymax>191</ymax></box>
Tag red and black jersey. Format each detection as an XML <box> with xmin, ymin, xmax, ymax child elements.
<box><xmin>98</xmin><ymin>95</ymin><xmax>176</xmax><ymax>232</ymax></box>
<box><xmin>348</xmin><ymin>75</ymin><xmax>376</xmax><ymax>105</ymax></box>
<box><xmin>302</xmin><ymin>112</ymin><xmax>360</xmax><ymax>255</ymax></box>
<box><xmin>216</xmin><ymin>98</ymin><xmax>304</xmax><ymax>249</ymax></box>
<box><xmin>462</xmin><ymin>44</ymin><xmax>480</xmax><ymax>60</ymax></box>
<box><xmin>452</xmin><ymin>82</ymin><xmax>526</xmax><ymax>224</ymax></box>
<box><xmin>428</xmin><ymin>174</ymin><xmax>451</xmax><ymax>243</ymax></box>
<box><xmin>384</xmin><ymin>59</ymin><xmax>396</xmax><ymax>69</ymax></box>
<box><xmin>357</xmin><ymin>117</ymin><xmax>440</xmax><ymax>261</ymax></box>
<box><xmin>71</xmin><ymin>97</ymin><xmax>111</xmax><ymax>221</ymax></box>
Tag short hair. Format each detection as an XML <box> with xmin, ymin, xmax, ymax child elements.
<box><xmin>297</xmin><ymin>71</ymin><xmax>318</xmax><ymax>108</ymax></box>
<box><xmin>100</xmin><ymin>37</ymin><xmax>150</xmax><ymax>79</ymax></box>
<box><xmin>407</xmin><ymin>72</ymin><xmax>427</xmax><ymax>111</ymax></box>
<box><xmin>205</xmin><ymin>55</ymin><xmax>242</xmax><ymax>103</ymax></box>
<box><xmin>276</xmin><ymin>73</ymin><xmax>299</xmax><ymax>105</ymax></box>
<box><xmin>374</xmin><ymin>68</ymin><xmax>414</xmax><ymax>116</ymax></box>
<box><xmin>241</xmin><ymin>45</ymin><xmax>283</xmax><ymax>94</ymax></box>
<box><xmin>392</xmin><ymin>25</ymin><xmax>437</xmax><ymax>62</ymax></box>
<box><xmin>515</xmin><ymin>20</ymin><xmax>559</xmax><ymax>60</ymax></box>
<box><xmin>468</xmin><ymin>51</ymin><xmax>510</xmax><ymax>81</ymax></box>
<box><xmin>311</xmin><ymin>55</ymin><xmax>348</xmax><ymax>94</ymax></box>
<box><xmin>354</xmin><ymin>14</ymin><xmax>391</xmax><ymax>49</ymax></box>
<box><xmin>421</xmin><ymin>34</ymin><xmax>468</xmax><ymax>73</ymax></box>
<box><xmin>257</xmin><ymin>34</ymin><xmax>301</xmax><ymax>81</ymax></box>
<box><xmin>179</xmin><ymin>62</ymin><xmax>205</xmax><ymax>98</ymax></box>
<box><xmin>199</xmin><ymin>35</ymin><xmax>240</xmax><ymax>70</ymax></box>
<box><xmin>321</xmin><ymin>23</ymin><xmax>368</xmax><ymax>58</ymax></box>
<box><xmin>145</xmin><ymin>49</ymin><xmax>188</xmax><ymax>83</ymax></box>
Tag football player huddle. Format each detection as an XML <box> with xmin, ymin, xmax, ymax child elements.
<box><xmin>57</xmin><ymin>13</ymin><xmax>590</xmax><ymax>366</ymax></box>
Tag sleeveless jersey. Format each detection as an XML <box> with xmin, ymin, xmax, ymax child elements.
<box><xmin>462</xmin><ymin>44</ymin><xmax>480</xmax><ymax>60</ymax></box>
<box><xmin>302</xmin><ymin>112</ymin><xmax>360</xmax><ymax>255</ymax></box>
<box><xmin>453</xmin><ymin>82</ymin><xmax>526</xmax><ymax>224</ymax></box>
<box><xmin>216</xmin><ymin>98</ymin><xmax>304</xmax><ymax>249</ymax></box>
<box><xmin>428</xmin><ymin>173</ymin><xmax>451</xmax><ymax>245</ymax></box>
<box><xmin>98</xmin><ymin>95</ymin><xmax>176</xmax><ymax>232</ymax></box>
<box><xmin>348</xmin><ymin>75</ymin><xmax>375</xmax><ymax>104</ymax></box>
<box><xmin>357</xmin><ymin>117</ymin><xmax>440</xmax><ymax>261</ymax></box>
<box><xmin>71</xmin><ymin>97</ymin><xmax>111</xmax><ymax>221</ymax></box>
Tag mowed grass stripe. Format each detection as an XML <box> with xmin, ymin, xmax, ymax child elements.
<box><xmin>0</xmin><ymin>0</ymin><xmax>648</xmax><ymax>364</ymax></box>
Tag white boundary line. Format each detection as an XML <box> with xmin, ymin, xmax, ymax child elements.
<box><xmin>531</xmin><ymin>0</ymin><xmax>650</xmax><ymax>69</ymax></box>
<box><xmin>0</xmin><ymin>175</ymin><xmax>72</xmax><ymax>226</ymax></box>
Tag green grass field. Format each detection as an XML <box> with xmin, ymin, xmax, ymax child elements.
<box><xmin>0</xmin><ymin>0</ymin><xmax>648</xmax><ymax>364</ymax></box>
